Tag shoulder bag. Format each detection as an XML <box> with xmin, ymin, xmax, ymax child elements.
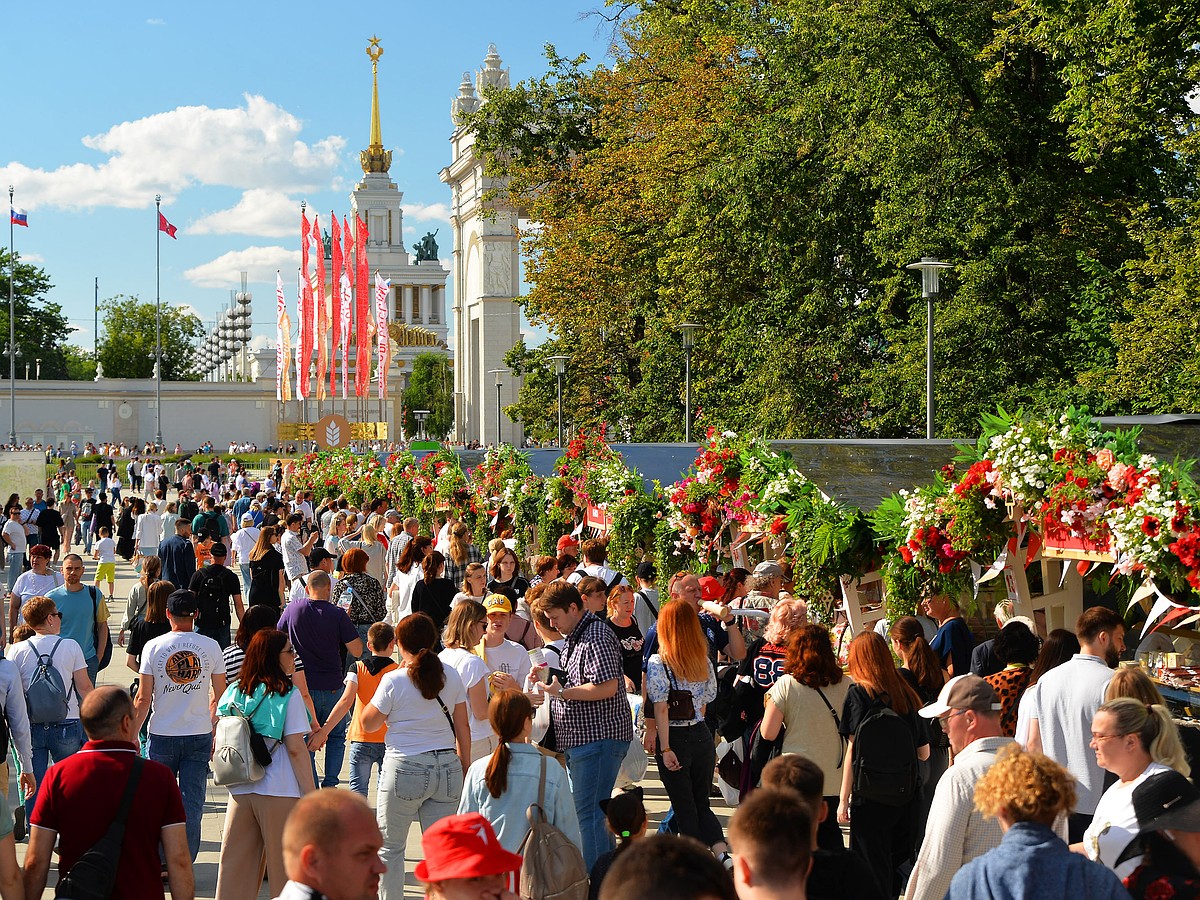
<box><xmin>54</xmin><ymin>757</ymin><xmax>144</xmax><ymax>900</ymax></box>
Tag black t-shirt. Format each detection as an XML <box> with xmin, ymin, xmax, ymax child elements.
<box><xmin>91</xmin><ymin>502</ymin><xmax>113</xmax><ymax>532</ymax></box>
<box><xmin>79</xmin><ymin>499</ymin><xmax>94</xmax><ymax>521</ymax></box>
<box><xmin>807</xmin><ymin>847</ymin><xmax>887</xmax><ymax>900</ymax></box>
<box><xmin>128</xmin><ymin>618</ymin><xmax>171</xmax><ymax>663</ymax></box>
<box><xmin>412</xmin><ymin>578</ymin><xmax>457</xmax><ymax>632</ymax></box>
<box><xmin>249</xmin><ymin>550</ymin><xmax>286</xmax><ymax>609</ymax></box>
<box><xmin>37</xmin><ymin>509</ymin><xmax>64</xmax><ymax>545</ymax></box>
<box><xmin>189</xmin><ymin>565</ymin><xmax>241</xmax><ymax>626</ymax></box>
<box><xmin>606</xmin><ymin>618</ymin><xmax>644</xmax><ymax>688</ymax></box>
<box><xmin>839</xmin><ymin>682</ymin><xmax>931</xmax><ymax>748</ymax></box>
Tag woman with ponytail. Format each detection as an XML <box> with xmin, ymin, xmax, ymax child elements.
<box><xmin>588</xmin><ymin>787</ymin><xmax>647</xmax><ymax>900</ymax></box>
<box><xmin>457</xmin><ymin>689</ymin><xmax>581</xmax><ymax>853</ymax></box>
<box><xmin>359</xmin><ymin>613</ymin><xmax>472</xmax><ymax>900</ymax></box>
<box><xmin>1079</xmin><ymin>696</ymin><xmax>1192</xmax><ymax>878</ymax></box>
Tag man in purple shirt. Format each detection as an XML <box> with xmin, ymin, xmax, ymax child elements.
<box><xmin>278</xmin><ymin>570</ymin><xmax>362</xmax><ymax>787</ymax></box>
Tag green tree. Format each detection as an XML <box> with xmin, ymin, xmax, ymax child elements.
<box><xmin>402</xmin><ymin>353</ymin><xmax>454</xmax><ymax>439</ymax></box>
<box><xmin>96</xmin><ymin>295</ymin><xmax>203</xmax><ymax>380</ymax></box>
<box><xmin>62</xmin><ymin>346</ymin><xmax>97</xmax><ymax>381</ymax></box>
<box><xmin>0</xmin><ymin>250</ymin><xmax>75</xmax><ymax>379</ymax></box>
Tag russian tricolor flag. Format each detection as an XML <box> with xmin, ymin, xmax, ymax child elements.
<box><xmin>10</xmin><ymin>208</ymin><xmax>28</xmax><ymax>227</ymax></box>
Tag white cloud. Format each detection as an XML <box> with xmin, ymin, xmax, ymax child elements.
<box><xmin>190</xmin><ymin>189</ymin><xmax>301</xmax><ymax>237</ymax></box>
<box><xmin>183</xmin><ymin>246</ymin><xmax>301</xmax><ymax>288</ymax></box>
<box><xmin>20</xmin><ymin>252</ymin><xmax>44</xmax><ymax>264</ymax></box>
<box><xmin>403</xmin><ymin>202</ymin><xmax>450</xmax><ymax>222</ymax></box>
<box><xmin>1</xmin><ymin>95</ymin><xmax>345</xmax><ymax>211</ymax></box>
<box><xmin>146</xmin><ymin>17</ymin><xmax>166</xmax><ymax>25</ymax></box>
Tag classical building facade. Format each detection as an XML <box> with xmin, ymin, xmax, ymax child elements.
<box><xmin>440</xmin><ymin>45</ymin><xmax>524</xmax><ymax>446</ymax></box>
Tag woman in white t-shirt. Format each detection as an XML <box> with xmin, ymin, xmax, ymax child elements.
<box><xmin>213</xmin><ymin>628</ymin><xmax>316</xmax><ymax>898</ymax></box>
<box><xmin>10</xmin><ymin>594</ymin><xmax>94</xmax><ymax>818</ymax></box>
<box><xmin>9</xmin><ymin>545</ymin><xmax>63</xmax><ymax>627</ymax></box>
<box><xmin>439</xmin><ymin>600</ymin><xmax>494</xmax><ymax>762</ymax></box>
<box><xmin>134</xmin><ymin>501</ymin><xmax>162</xmax><ymax>563</ymax></box>
<box><xmin>360</xmin><ymin>613</ymin><xmax>471</xmax><ymax>900</ymax></box>
<box><xmin>386</xmin><ymin>535</ymin><xmax>431</xmax><ymax>624</ymax></box>
<box><xmin>1079</xmin><ymin>697</ymin><xmax>1190</xmax><ymax>878</ymax></box>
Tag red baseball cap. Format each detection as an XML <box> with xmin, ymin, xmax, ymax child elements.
<box><xmin>556</xmin><ymin>534</ymin><xmax>580</xmax><ymax>554</ymax></box>
<box><xmin>699</xmin><ymin>575</ymin><xmax>724</xmax><ymax>602</ymax></box>
<box><xmin>414</xmin><ymin>813</ymin><xmax>523</xmax><ymax>882</ymax></box>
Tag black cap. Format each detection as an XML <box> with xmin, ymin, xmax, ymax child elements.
<box><xmin>167</xmin><ymin>590</ymin><xmax>199</xmax><ymax>616</ymax></box>
<box><xmin>308</xmin><ymin>547</ymin><xmax>336</xmax><ymax>568</ymax></box>
<box><xmin>636</xmin><ymin>561</ymin><xmax>656</xmax><ymax>581</ymax></box>
<box><xmin>1133</xmin><ymin>769</ymin><xmax>1200</xmax><ymax>833</ymax></box>
<box><xmin>209</xmin><ymin>542</ymin><xmax>227</xmax><ymax>557</ymax></box>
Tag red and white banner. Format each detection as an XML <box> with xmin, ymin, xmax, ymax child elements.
<box><xmin>354</xmin><ymin>213</ymin><xmax>371</xmax><ymax>397</ymax></box>
<box><xmin>375</xmin><ymin>272</ymin><xmax>391</xmax><ymax>400</ymax></box>
<box><xmin>330</xmin><ymin>213</ymin><xmax>342</xmax><ymax>396</ymax></box>
<box><xmin>297</xmin><ymin>210</ymin><xmax>313</xmax><ymax>399</ymax></box>
<box><xmin>339</xmin><ymin>271</ymin><xmax>353</xmax><ymax>399</ymax></box>
<box><xmin>276</xmin><ymin>271</ymin><xmax>292</xmax><ymax>402</ymax></box>
<box><xmin>312</xmin><ymin>214</ymin><xmax>328</xmax><ymax>401</ymax></box>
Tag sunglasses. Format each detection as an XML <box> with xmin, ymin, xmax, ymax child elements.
<box><xmin>48</xmin><ymin>612</ymin><xmax>63</xmax><ymax>620</ymax></box>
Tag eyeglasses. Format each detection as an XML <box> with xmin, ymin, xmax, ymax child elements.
<box><xmin>281</xmin><ymin>647</ymin><xmax>296</xmax><ymax>655</ymax></box>
<box><xmin>48</xmin><ymin>612</ymin><xmax>63</xmax><ymax>620</ymax></box>
<box><xmin>1091</xmin><ymin>732</ymin><xmax>1128</xmax><ymax>742</ymax></box>
<box><xmin>939</xmin><ymin>709</ymin><xmax>968</xmax><ymax>723</ymax></box>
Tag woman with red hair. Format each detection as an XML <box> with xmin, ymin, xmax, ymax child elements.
<box><xmin>838</xmin><ymin>630</ymin><xmax>931</xmax><ymax>899</ymax></box>
<box><xmin>646</xmin><ymin>599</ymin><xmax>727</xmax><ymax>860</ymax></box>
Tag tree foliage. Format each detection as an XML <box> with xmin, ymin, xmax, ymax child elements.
<box><xmin>96</xmin><ymin>295</ymin><xmax>203</xmax><ymax>380</ymax></box>
<box><xmin>466</xmin><ymin>0</ymin><xmax>1200</xmax><ymax>438</ymax></box>
<box><xmin>0</xmin><ymin>250</ymin><xmax>75</xmax><ymax>380</ymax></box>
<box><xmin>402</xmin><ymin>353</ymin><xmax>454</xmax><ymax>439</ymax></box>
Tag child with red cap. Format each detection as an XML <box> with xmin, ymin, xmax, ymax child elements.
<box><xmin>416</xmin><ymin>813</ymin><xmax>523</xmax><ymax>900</ymax></box>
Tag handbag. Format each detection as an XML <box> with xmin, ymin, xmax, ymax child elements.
<box><xmin>213</xmin><ymin>691</ymin><xmax>278</xmax><ymax>786</ymax></box>
<box><xmin>665</xmin><ymin>665</ymin><xmax>696</xmax><ymax>722</ymax></box>
<box><xmin>55</xmin><ymin>757</ymin><xmax>144</xmax><ymax>900</ymax></box>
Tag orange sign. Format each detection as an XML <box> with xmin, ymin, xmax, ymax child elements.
<box><xmin>315</xmin><ymin>413</ymin><xmax>351</xmax><ymax>450</ymax></box>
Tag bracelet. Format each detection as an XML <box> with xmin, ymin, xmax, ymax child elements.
<box><xmin>662</xmin><ymin>747</ymin><xmax>673</xmax><ymax>754</ymax></box>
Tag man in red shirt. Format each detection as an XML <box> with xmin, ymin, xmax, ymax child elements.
<box><xmin>22</xmin><ymin>685</ymin><xmax>193</xmax><ymax>900</ymax></box>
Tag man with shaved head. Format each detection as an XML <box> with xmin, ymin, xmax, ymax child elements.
<box><xmin>276</xmin><ymin>788</ymin><xmax>386</xmax><ymax>900</ymax></box>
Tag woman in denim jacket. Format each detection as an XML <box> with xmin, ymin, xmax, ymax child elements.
<box><xmin>458</xmin><ymin>689</ymin><xmax>582</xmax><ymax>853</ymax></box>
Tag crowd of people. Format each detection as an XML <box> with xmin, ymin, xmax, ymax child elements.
<box><xmin>0</xmin><ymin>468</ymin><xmax>1197</xmax><ymax>900</ymax></box>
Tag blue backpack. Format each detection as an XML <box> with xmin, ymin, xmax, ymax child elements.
<box><xmin>26</xmin><ymin>638</ymin><xmax>74</xmax><ymax>724</ymax></box>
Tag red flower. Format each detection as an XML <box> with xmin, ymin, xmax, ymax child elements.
<box><xmin>1074</xmin><ymin>476</ymin><xmax>1089</xmax><ymax>489</ymax></box>
<box><xmin>1142</xmin><ymin>516</ymin><xmax>1161</xmax><ymax>538</ymax></box>
<box><xmin>899</xmin><ymin>546</ymin><xmax>914</xmax><ymax>564</ymax></box>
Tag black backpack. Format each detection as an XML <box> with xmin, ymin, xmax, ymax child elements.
<box><xmin>195</xmin><ymin>569</ymin><xmax>229</xmax><ymax>624</ymax></box>
<box><xmin>198</xmin><ymin>511</ymin><xmax>223</xmax><ymax>543</ymax></box>
<box><xmin>851</xmin><ymin>692</ymin><xmax>918</xmax><ymax>807</ymax></box>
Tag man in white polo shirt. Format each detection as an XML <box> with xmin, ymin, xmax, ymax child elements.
<box><xmin>133</xmin><ymin>588</ymin><xmax>225</xmax><ymax>862</ymax></box>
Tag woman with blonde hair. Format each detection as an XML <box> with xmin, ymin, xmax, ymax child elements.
<box><xmin>1103</xmin><ymin>665</ymin><xmax>1164</xmax><ymax>706</ymax></box>
<box><xmin>646</xmin><ymin>600</ymin><xmax>726</xmax><ymax>858</ymax></box>
<box><xmin>340</xmin><ymin>521</ymin><xmax>385</xmax><ymax>586</ymax></box>
<box><xmin>126</xmin><ymin>580</ymin><xmax>171</xmax><ymax>671</ymax></box>
<box><xmin>1079</xmin><ymin>696</ymin><xmax>1191</xmax><ymax>877</ymax></box>
<box><xmin>458</xmin><ymin>690</ymin><xmax>581</xmax><ymax>853</ymax></box>
<box><xmin>439</xmin><ymin>600</ymin><xmax>493</xmax><ymax>761</ymax></box>
<box><xmin>605</xmin><ymin>584</ymin><xmax>643</xmax><ymax>693</ymax></box>
<box><xmin>452</xmin><ymin>562</ymin><xmax>487</xmax><ymax>608</ymax></box>
<box><xmin>444</xmin><ymin>522</ymin><xmax>482</xmax><ymax>591</ymax></box>
<box><xmin>949</xmin><ymin>745</ymin><xmax>1128</xmax><ymax>899</ymax></box>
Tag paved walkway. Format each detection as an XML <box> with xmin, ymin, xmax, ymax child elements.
<box><xmin>11</xmin><ymin>541</ymin><xmax>695</xmax><ymax>897</ymax></box>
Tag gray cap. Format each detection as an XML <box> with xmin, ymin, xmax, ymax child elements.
<box><xmin>752</xmin><ymin>560</ymin><xmax>784</xmax><ymax>579</ymax></box>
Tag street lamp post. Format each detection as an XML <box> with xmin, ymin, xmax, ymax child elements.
<box><xmin>7</xmin><ymin>185</ymin><xmax>16</xmax><ymax>446</ymax></box>
<box><xmin>548</xmin><ymin>355</ymin><xmax>569</xmax><ymax>448</ymax></box>
<box><xmin>414</xmin><ymin>409</ymin><xmax>430</xmax><ymax>441</ymax></box>
<box><xmin>677</xmin><ymin>323</ymin><xmax>703</xmax><ymax>444</ymax></box>
<box><xmin>905</xmin><ymin>256</ymin><xmax>953</xmax><ymax>439</ymax></box>
<box><xmin>154</xmin><ymin>194</ymin><xmax>164</xmax><ymax>448</ymax></box>
<box><xmin>488</xmin><ymin>369</ymin><xmax>505</xmax><ymax>447</ymax></box>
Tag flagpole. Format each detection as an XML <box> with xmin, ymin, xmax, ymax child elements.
<box><xmin>154</xmin><ymin>194</ymin><xmax>163</xmax><ymax>449</ymax></box>
<box><xmin>7</xmin><ymin>185</ymin><xmax>15</xmax><ymax>447</ymax></box>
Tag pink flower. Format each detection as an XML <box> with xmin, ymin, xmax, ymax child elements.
<box><xmin>1095</xmin><ymin>449</ymin><xmax>1116</xmax><ymax>471</ymax></box>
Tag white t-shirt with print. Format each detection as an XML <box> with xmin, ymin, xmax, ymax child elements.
<box><xmin>439</xmin><ymin>647</ymin><xmax>493</xmax><ymax>742</ymax></box>
<box><xmin>370</xmin><ymin>664</ymin><xmax>466</xmax><ymax>757</ymax></box>
<box><xmin>479</xmin><ymin>639</ymin><xmax>532</xmax><ymax>686</ymax></box>
<box><xmin>140</xmin><ymin>629</ymin><xmax>223</xmax><ymax>737</ymax></box>
<box><xmin>11</xmin><ymin>634</ymin><xmax>87</xmax><ymax>719</ymax></box>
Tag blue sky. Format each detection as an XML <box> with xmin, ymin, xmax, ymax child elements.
<box><xmin>3</xmin><ymin>2</ymin><xmax>615</xmax><ymax>354</ymax></box>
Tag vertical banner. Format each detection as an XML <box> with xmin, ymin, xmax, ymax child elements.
<box><xmin>312</xmin><ymin>214</ymin><xmax>328</xmax><ymax>401</ymax></box>
<box><xmin>340</xmin><ymin>272</ymin><xmax>353</xmax><ymax>399</ymax></box>
<box><xmin>298</xmin><ymin>209</ymin><xmax>312</xmax><ymax>399</ymax></box>
<box><xmin>276</xmin><ymin>271</ymin><xmax>292</xmax><ymax>402</ymax></box>
<box><xmin>375</xmin><ymin>272</ymin><xmax>391</xmax><ymax>400</ymax></box>
<box><xmin>330</xmin><ymin>214</ymin><xmax>342</xmax><ymax>396</ymax></box>
<box><xmin>354</xmin><ymin>212</ymin><xmax>371</xmax><ymax>397</ymax></box>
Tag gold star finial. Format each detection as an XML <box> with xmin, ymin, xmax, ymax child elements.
<box><xmin>367</xmin><ymin>36</ymin><xmax>383</xmax><ymax>66</ymax></box>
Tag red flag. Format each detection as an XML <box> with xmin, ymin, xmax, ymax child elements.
<box><xmin>355</xmin><ymin>212</ymin><xmax>370</xmax><ymax>397</ymax></box>
<box><xmin>157</xmin><ymin>212</ymin><xmax>177</xmax><ymax>239</ymax></box>
<box><xmin>298</xmin><ymin>209</ymin><xmax>312</xmax><ymax>399</ymax></box>
<box><xmin>330</xmin><ymin>214</ymin><xmax>342</xmax><ymax>395</ymax></box>
<box><xmin>312</xmin><ymin>214</ymin><xmax>328</xmax><ymax>401</ymax></box>
<box><xmin>342</xmin><ymin>215</ymin><xmax>353</xmax><ymax>399</ymax></box>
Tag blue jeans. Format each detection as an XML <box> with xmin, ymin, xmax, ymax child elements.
<box><xmin>349</xmin><ymin>740</ymin><xmax>386</xmax><ymax>797</ymax></box>
<box><xmin>564</xmin><ymin>737</ymin><xmax>629</xmax><ymax>869</ymax></box>
<box><xmin>378</xmin><ymin>749</ymin><xmax>463</xmax><ymax>900</ymax></box>
<box><xmin>83</xmin><ymin>525</ymin><xmax>93</xmax><ymax>554</ymax></box>
<box><xmin>198</xmin><ymin>623</ymin><xmax>231</xmax><ymax>650</ymax></box>
<box><xmin>4</xmin><ymin>551</ymin><xmax>20</xmax><ymax>595</ymax></box>
<box><xmin>148</xmin><ymin>731</ymin><xmax>212</xmax><ymax>861</ymax></box>
<box><xmin>311</xmin><ymin>689</ymin><xmax>348</xmax><ymax>788</ymax></box>
<box><xmin>26</xmin><ymin>720</ymin><xmax>84</xmax><ymax>819</ymax></box>
<box><xmin>239</xmin><ymin>564</ymin><xmax>251</xmax><ymax>596</ymax></box>
<box><xmin>85</xmin><ymin>655</ymin><xmax>98</xmax><ymax>688</ymax></box>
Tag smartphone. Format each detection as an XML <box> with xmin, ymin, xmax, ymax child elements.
<box><xmin>548</xmin><ymin>667</ymin><xmax>568</xmax><ymax>685</ymax></box>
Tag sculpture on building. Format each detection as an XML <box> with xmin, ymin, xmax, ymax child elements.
<box><xmin>413</xmin><ymin>230</ymin><xmax>440</xmax><ymax>262</ymax></box>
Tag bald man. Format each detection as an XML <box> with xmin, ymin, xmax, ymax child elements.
<box><xmin>276</xmin><ymin>788</ymin><xmax>386</xmax><ymax>900</ymax></box>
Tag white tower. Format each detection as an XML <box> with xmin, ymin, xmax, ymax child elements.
<box><xmin>349</xmin><ymin>36</ymin><xmax>450</xmax><ymax>434</ymax></box>
<box><xmin>439</xmin><ymin>45</ymin><xmax>523</xmax><ymax>446</ymax></box>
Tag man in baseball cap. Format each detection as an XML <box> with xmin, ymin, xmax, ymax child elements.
<box><xmin>1122</xmin><ymin>769</ymin><xmax>1200</xmax><ymax>893</ymax></box>
<box><xmin>907</xmin><ymin>675</ymin><xmax>1013</xmax><ymax>900</ymax></box>
<box><xmin>415</xmin><ymin>813</ymin><xmax>522</xmax><ymax>899</ymax></box>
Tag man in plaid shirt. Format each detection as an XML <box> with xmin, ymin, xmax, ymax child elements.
<box><xmin>538</xmin><ymin>580</ymin><xmax>634</xmax><ymax>869</ymax></box>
